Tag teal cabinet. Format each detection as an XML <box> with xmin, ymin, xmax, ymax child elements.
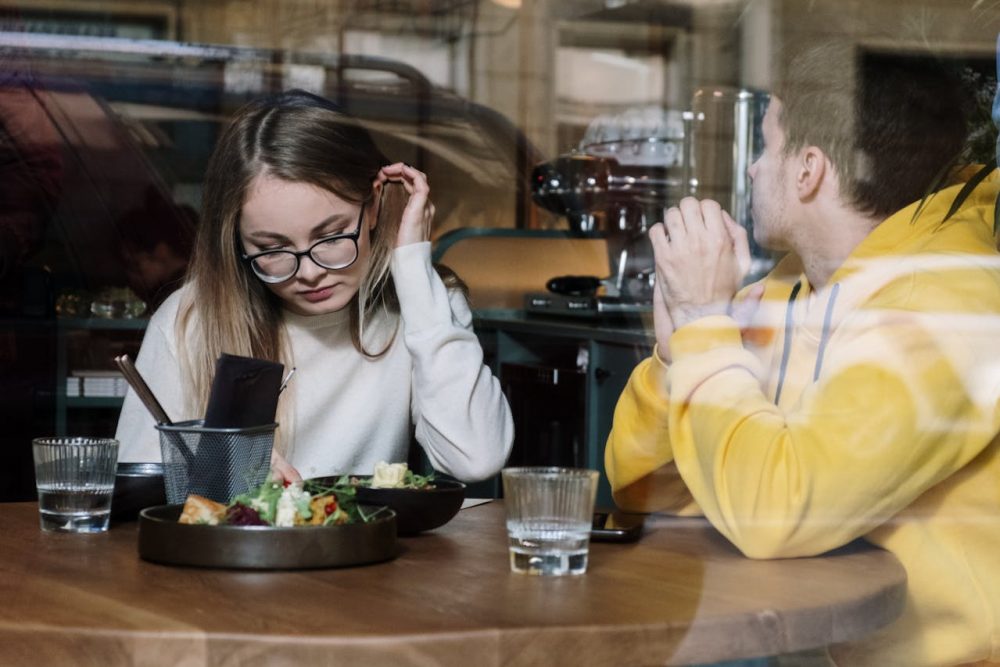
<box><xmin>55</xmin><ymin>318</ymin><xmax>147</xmax><ymax>435</ymax></box>
<box><xmin>473</xmin><ymin>310</ymin><xmax>654</xmax><ymax>506</ymax></box>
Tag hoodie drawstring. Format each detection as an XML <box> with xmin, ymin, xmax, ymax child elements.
<box><xmin>813</xmin><ymin>282</ymin><xmax>841</xmax><ymax>381</ymax></box>
<box><xmin>773</xmin><ymin>280</ymin><xmax>841</xmax><ymax>404</ymax></box>
<box><xmin>774</xmin><ymin>281</ymin><xmax>802</xmax><ymax>404</ymax></box>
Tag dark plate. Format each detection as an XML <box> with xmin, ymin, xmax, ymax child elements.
<box><xmin>137</xmin><ymin>504</ymin><xmax>398</xmax><ymax>570</ymax></box>
<box><xmin>311</xmin><ymin>475</ymin><xmax>465</xmax><ymax>536</ymax></box>
<box><xmin>112</xmin><ymin>462</ymin><xmax>167</xmax><ymax>523</ymax></box>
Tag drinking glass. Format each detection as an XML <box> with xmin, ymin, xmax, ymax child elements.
<box><xmin>501</xmin><ymin>466</ymin><xmax>599</xmax><ymax>576</ymax></box>
<box><xmin>32</xmin><ymin>437</ymin><xmax>119</xmax><ymax>533</ymax></box>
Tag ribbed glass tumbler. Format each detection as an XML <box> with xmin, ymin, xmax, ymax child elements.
<box><xmin>501</xmin><ymin>466</ymin><xmax>599</xmax><ymax>576</ymax></box>
<box><xmin>32</xmin><ymin>437</ymin><xmax>119</xmax><ymax>533</ymax></box>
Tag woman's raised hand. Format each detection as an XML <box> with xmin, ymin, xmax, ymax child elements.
<box><xmin>376</xmin><ymin>162</ymin><xmax>436</xmax><ymax>247</ymax></box>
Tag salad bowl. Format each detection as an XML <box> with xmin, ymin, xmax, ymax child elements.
<box><xmin>312</xmin><ymin>475</ymin><xmax>466</xmax><ymax>536</ymax></box>
<box><xmin>112</xmin><ymin>462</ymin><xmax>167</xmax><ymax>522</ymax></box>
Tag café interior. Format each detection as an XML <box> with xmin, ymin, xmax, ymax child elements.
<box><xmin>1</xmin><ymin>1</ymin><xmax>999</xmax><ymax>664</ymax></box>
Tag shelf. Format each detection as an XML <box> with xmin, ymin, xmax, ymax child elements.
<box><xmin>65</xmin><ymin>397</ymin><xmax>125</xmax><ymax>409</ymax></box>
<box><xmin>57</xmin><ymin>318</ymin><xmax>149</xmax><ymax>331</ymax></box>
<box><xmin>55</xmin><ymin>320</ymin><xmax>147</xmax><ymax>434</ymax></box>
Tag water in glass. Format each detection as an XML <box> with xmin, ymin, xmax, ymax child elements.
<box><xmin>507</xmin><ymin>517</ymin><xmax>592</xmax><ymax>575</ymax></box>
<box><xmin>37</xmin><ymin>481</ymin><xmax>114</xmax><ymax>532</ymax></box>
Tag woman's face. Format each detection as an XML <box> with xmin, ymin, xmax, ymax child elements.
<box><xmin>239</xmin><ymin>173</ymin><xmax>375</xmax><ymax>316</ymax></box>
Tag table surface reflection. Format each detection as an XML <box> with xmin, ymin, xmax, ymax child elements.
<box><xmin>0</xmin><ymin>501</ymin><xmax>905</xmax><ymax>666</ymax></box>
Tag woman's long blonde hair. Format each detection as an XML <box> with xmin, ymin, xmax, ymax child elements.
<box><xmin>175</xmin><ymin>90</ymin><xmax>407</xmax><ymax>451</ymax></box>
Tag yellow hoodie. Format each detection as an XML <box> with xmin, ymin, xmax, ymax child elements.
<box><xmin>605</xmin><ymin>174</ymin><xmax>1000</xmax><ymax>666</ymax></box>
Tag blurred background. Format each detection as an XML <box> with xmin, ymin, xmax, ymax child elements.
<box><xmin>1</xmin><ymin>0</ymin><xmax>997</xmax><ymax>501</ymax></box>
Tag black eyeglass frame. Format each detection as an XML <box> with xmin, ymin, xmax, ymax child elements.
<box><xmin>240</xmin><ymin>202</ymin><xmax>367</xmax><ymax>284</ymax></box>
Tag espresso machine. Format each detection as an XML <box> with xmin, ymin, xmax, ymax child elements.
<box><xmin>528</xmin><ymin>90</ymin><xmax>768</xmax><ymax>318</ymax></box>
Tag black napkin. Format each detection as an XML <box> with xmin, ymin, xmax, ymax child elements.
<box><xmin>203</xmin><ymin>353</ymin><xmax>284</xmax><ymax>428</ymax></box>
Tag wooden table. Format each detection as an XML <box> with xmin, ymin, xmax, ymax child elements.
<box><xmin>0</xmin><ymin>501</ymin><xmax>906</xmax><ymax>667</ymax></box>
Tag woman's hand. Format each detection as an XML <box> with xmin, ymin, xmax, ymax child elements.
<box><xmin>269</xmin><ymin>448</ymin><xmax>302</xmax><ymax>484</ymax></box>
<box><xmin>376</xmin><ymin>162</ymin><xmax>435</xmax><ymax>247</ymax></box>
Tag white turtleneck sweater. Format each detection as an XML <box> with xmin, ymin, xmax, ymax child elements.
<box><xmin>115</xmin><ymin>242</ymin><xmax>513</xmax><ymax>482</ymax></box>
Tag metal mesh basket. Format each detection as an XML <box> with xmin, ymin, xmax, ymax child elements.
<box><xmin>155</xmin><ymin>420</ymin><xmax>276</xmax><ymax>504</ymax></box>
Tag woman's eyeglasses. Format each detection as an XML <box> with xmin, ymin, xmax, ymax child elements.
<box><xmin>241</xmin><ymin>203</ymin><xmax>365</xmax><ymax>284</ymax></box>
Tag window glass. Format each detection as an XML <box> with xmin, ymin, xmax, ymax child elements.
<box><xmin>1</xmin><ymin>0</ymin><xmax>998</xmax><ymax>563</ymax></box>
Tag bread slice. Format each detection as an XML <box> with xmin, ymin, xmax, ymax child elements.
<box><xmin>178</xmin><ymin>494</ymin><xmax>227</xmax><ymax>525</ymax></box>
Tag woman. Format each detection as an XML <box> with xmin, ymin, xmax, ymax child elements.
<box><xmin>116</xmin><ymin>89</ymin><xmax>513</xmax><ymax>483</ymax></box>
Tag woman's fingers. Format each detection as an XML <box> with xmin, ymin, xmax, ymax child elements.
<box><xmin>379</xmin><ymin>162</ymin><xmax>428</xmax><ymax>195</ymax></box>
<box><xmin>382</xmin><ymin>162</ymin><xmax>434</xmax><ymax>246</ymax></box>
<box><xmin>270</xmin><ymin>448</ymin><xmax>302</xmax><ymax>483</ymax></box>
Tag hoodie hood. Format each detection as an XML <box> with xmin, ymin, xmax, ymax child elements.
<box><xmin>829</xmin><ymin>169</ymin><xmax>1000</xmax><ymax>286</ymax></box>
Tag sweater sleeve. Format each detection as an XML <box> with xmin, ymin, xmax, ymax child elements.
<box><xmin>391</xmin><ymin>242</ymin><xmax>514</xmax><ymax>481</ymax></box>
<box><xmin>665</xmin><ymin>310</ymin><xmax>999</xmax><ymax>558</ymax></box>
<box><xmin>604</xmin><ymin>349</ymin><xmax>699</xmax><ymax>514</ymax></box>
<box><xmin>114</xmin><ymin>291</ymin><xmax>189</xmax><ymax>462</ymax></box>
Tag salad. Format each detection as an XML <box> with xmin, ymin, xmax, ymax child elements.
<box><xmin>355</xmin><ymin>461</ymin><xmax>436</xmax><ymax>490</ymax></box>
<box><xmin>178</xmin><ymin>476</ymin><xmax>388</xmax><ymax>527</ymax></box>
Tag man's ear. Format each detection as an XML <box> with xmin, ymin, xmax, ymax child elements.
<box><xmin>795</xmin><ymin>146</ymin><xmax>827</xmax><ymax>201</ymax></box>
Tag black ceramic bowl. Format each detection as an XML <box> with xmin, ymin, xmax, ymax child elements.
<box><xmin>112</xmin><ymin>462</ymin><xmax>167</xmax><ymax>523</ymax></box>
<box><xmin>310</xmin><ymin>475</ymin><xmax>466</xmax><ymax>536</ymax></box>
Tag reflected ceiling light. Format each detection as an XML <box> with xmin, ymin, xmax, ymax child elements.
<box><xmin>491</xmin><ymin>0</ymin><xmax>521</xmax><ymax>8</ymax></box>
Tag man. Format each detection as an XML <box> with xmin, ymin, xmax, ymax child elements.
<box><xmin>605</xmin><ymin>45</ymin><xmax>1000</xmax><ymax>665</ymax></box>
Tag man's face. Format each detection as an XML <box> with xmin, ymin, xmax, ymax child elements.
<box><xmin>747</xmin><ymin>98</ymin><xmax>794</xmax><ymax>251</ymax></box>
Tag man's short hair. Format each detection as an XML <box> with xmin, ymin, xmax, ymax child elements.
<box><xmin>773</xmin><ymin>40</ymin><xmax>970</xmax><ymax>219</ymax></box>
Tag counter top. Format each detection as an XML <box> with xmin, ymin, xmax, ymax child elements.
<box><xmin>474</xmin><ymin>308</ymin><xmax>655</xmax><ymax>346</ymax></box>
